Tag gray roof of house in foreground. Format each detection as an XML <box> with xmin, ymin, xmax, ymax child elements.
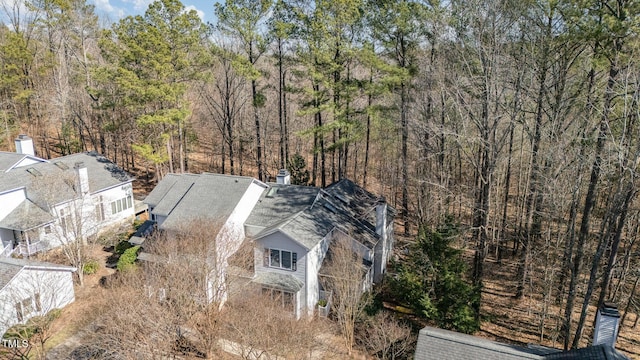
<box><xmin>545</xmin><ymin>345</ymin><xmax>630</xmax><ymax>360</ymax></box>
<box><xmin>148</xmin><ymin>174</ymin><xmax>198</xmax><ymax>216</ymax></box>
<box><xmin>153</xmin><ymin>173</ymin><xmax>263</xmax><ymax>232</ymax></box>
<box><xmin>0</xmin><ymin>257</ymin><xmax>76</xmax><ymax>292</ymax></box>
<box><xmin>0</xmin><ymin>151</ymin><xmax>133</xmax><ymax>208</ymax></box>
<box><xmin>244</xmin><ymin>184</ymin><xmax>319</xmax><ymax>228</ymax></box>
<box><xmin>415</xmin><ymin>326</ymin><xmax>547</xmax><ymax>360</ymax></box>
<box><xmin>415</xmin><ymin>326</ymin><xmax>631</xmax><ymax>360</ymax></box>
<box><xmin>145</xmin><ymin>173</ymin><xmax>389</xmax><ymax>251</ymax></box>
<box><xmin>325</xmin><ymin>179</ymin><xmax>396</xmax><ymax>226</ymax></box>
<box><xmin>144</xmin><ymin>173</ymin><xmax>198</xmax><ymax>209</ymax></box>
<box><xmin>252</xmin><ymin>272</ymin><xmax>304</xmax><ymax>292</ymax></box>
<box><xmin>0</xmin><ymin>152</ymin><xmax>39</xmax><ymax>172</ymax></box>
<box><xmin>250</xmin><ymin>182</ymin><xmax>383</xmax><ymax>250</ymax></box>
<box><xmin>0</xmin><ymin>199</ymin><xmax>55</xmax><ymax>230</ymax></box>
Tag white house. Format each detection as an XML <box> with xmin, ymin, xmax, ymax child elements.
<box><xmin>143</xmin><ymin>173</ymin><xmax>268</xmax><ymax>303</ymax></box>
<box><xmin>0</xmin><ymin>257</ymin><xmax>76</xmax><ymax>336</ymax></box>
<box><xmin>0</xmin><ymin>135</ymin><xmax>135</xmax><ymax>257</ymax></box>
<box><xmin>143</xmin><ymin>171</ymin><xmax>394</xmax><ymax>318</ymax></box>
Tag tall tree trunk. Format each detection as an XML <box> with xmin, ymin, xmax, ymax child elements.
<box><xmin>563</xmin><ymin>59</ymin><xmax>618</xmax><ymax>350</ymax></box>
<box><xmin>363</xmin><ymin>75</ymin><xmax>372</xmax><ymax>188</ymax></box>
<box><xmin>516</xmin><ymin>31</ymin><xmax>549</xmax><ymax>298</ymax></box>
<box><xmin>573</xmin><ymin>185</ymin><xmax>633</xmax><ymax>348</ymax></box>
<box><xmin>401</xmin><ymin>80</ymin><xmax>409</xmax><ymax>236</ymax></box>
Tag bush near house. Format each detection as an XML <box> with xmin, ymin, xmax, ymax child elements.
<box><xmin>83</xmin><ymin>260</ymin><xmax>100</xmax><ymax>275</ymax></box>
<box><xmin>115</xmin><ymin>239</ymin><xmax>133</xmax><ymax>255</ymax></box>
<box><xmin>117</xmin><ymin>245</ymin><xmax>140</xmax><ymax>272</ymax></box>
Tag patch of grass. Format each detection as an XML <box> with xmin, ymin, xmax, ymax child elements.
<box><xmin>83</xmin><ymin>260</ymin><xmax>100</xmax><ymax>275</ymax></box>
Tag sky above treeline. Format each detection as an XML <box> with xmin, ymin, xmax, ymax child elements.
<box><xmin>90</xmin><ymin>0</ymin><xmax>220</xmax><ymax>24</ymax></box>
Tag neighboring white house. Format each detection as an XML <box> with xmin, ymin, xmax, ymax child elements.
<box><xmin>0</xmin><ymin>257</ymin><xmax>76</xmax><ymax>336</ymax></box>
<box><xmin>0</xmin><ymin>135</ymin><xmax>135</xmax><ymax>257</ymax></box>
<box><xmin>143</xmin><ymin>171</ymin><xmax>394</xmax><ymax>318</ymax></box>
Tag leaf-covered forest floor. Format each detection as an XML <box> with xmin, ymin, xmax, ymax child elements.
<box><xmin>476</xmin><ymin>255</ymin><xmax>640</xmax><ymax>358</ymax></box>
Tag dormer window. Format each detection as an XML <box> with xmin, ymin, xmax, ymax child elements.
<box><xmin>264</xmin><ymin>248</ymin><xmax>297</xmax><ymax>271</ymax></box>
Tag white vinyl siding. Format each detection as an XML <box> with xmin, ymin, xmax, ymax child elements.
<box><xmin>0</xmin><ymin>267</ymin><xmax>75</xmax><ymax>336</ymax></box>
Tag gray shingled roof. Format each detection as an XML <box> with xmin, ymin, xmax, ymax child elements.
<box><xmin>244</xmin><ymin>183</ymin><xmax>318</xmax><ymax>228</ymax></box>
<box><xmin>0</xmin><ymin>199</ymin><xmax>54</xmax><ymax>230</ymax></box>
<box><xmin>0</xmin><ymin>152</ymin><xmax>39</xmax><ymax>172</ymax></box>
<box><xmin>149</xmin><ymin>174</ymin><xmax>198</xmax><ymax>216</ymax></box>
<box><xmin>325</xmin><ymin>178</ymin><xmax>396</xmax><ymax>227</ymax></box>
<box><xmin>414</xmin><ymin>326</ymin><xmax>631</xmax><ymax>360</ymax></box>
<box><xmin>144</xmin><ymin>173</ymin><xmax>198</xmax><ymax>208</ymax></box>
<box><xmin>0</xmin><ymin>151</ymin><xmax>133</xmax><ymax>209</ymax></box>
<box><xmin>146</xmin><ymin>174</ymin><xmax>387</xmax><ymax>252</ymax></box>
<box><xmin>152</xmin><ymin>173</ymin><xmax>263</xmax><ymax>232</ymax></box>
<box><xmin>252</xmin><ymin>272</ymin><xmax>304</xmax><ymax>292</ymax></box>
<box><xmin>0</xmin><ymin>261</ymin><xmax>23</xmax><ymax>292</ymax></box>
<box><xmin>0</xmin><ymin>257</ymin><xmax>76</xmax><ymax>292</ymax></box>
<box><xmin>414</xmin><ymin>326</ymin><xmax>544</xmax><ymax>360</ymax></box>
<box><xmin>545</xmin><ymin>345</ymin><xmax>630</xmax><ymax>360</ymax></box>
<box><xmin>251</xmin><ymin>183</ymin><xmax>381</xmax><ymax>250</ymax></box>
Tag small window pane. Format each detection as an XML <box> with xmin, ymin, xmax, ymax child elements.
<box><xmin>127</xmin><ymin>196</ymin><xmax>133</xmax><ymax>209</ymax></box>
<box><xmin>117</xmin><ymin>200</ymin><xmax>122</xmax><ymax>212</ymax></box>
<box><xmin>35</xmin><ymin>293</ymin><xmax>41</xmax><ymax>312</ymax></box>
<box><xmin>15</xmin><ymin>303</ymin><xmax>23</xmax><ymax>322</ymax></box>
<box><xmin>111</xmin><ymin>202</ymin><xmax>117</xmax><ymax>214</ymax></box>
<box><xmin>22</xmin><ymin>298</ymin><xmax>33</xmax><ymax>316</ymax></box>
<box><xmin>292</xmin><ymin>253</ymin><xmax>297</xmax><ymax>271</ymax></box>
<box><xmin>283</xmin><ymin>292</ymin><xmax>294</xmax><ymax>311</ymax></box>
<box><xmin>282</xmin><ymin>251</ymin><xmax>291</xmax><ymax>269</ymax></box>
<box><xmin>270</xmin><ymin>249</ymin><xmax>280</xmax><ymax>267</ymax></box>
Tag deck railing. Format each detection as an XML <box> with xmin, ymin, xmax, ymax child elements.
<box><xmin>1</xmin><ymin>243</ymin><xmax>14</xmax><ymax>257</ymax></box>
<box><xmin>318</xmin><ymin>290</ymin><xmax>333</xmax><ymax>317</ymax></box>
<box><xmin>18</xmin><ymin>241</ymin><xmax>46</xmax><ymax>256</ymax></box>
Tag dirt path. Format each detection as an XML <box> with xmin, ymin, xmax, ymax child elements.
<box><xmin>44</xmin><ymin>246</ymin><xmax>114</xmax><ymax>359</ymax></box>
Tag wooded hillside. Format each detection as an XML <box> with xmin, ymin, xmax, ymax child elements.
<box><xmin>1</xmin><ymin>0</ymin><xmax>639</xmax><ymax>353</ymax></box>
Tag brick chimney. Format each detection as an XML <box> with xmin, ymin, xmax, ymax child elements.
<box><xmin>593</xmin><ymin>302</ymin><xmax>621</xmax><ymax>348</ymax></box>
<box><xmin>276</xmin><ymin>169</ymin><xmax>291</xmax><ymax>185</ymax></box>
<box><xmin>15</xmin><ymin>134</ymin><xmax>35</xmax><ymax>156</ymax></box>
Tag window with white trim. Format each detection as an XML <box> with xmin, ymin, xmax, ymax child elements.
<box><xmin>264</xmin><ymin>248</ymin><xmax>297</xmax><ymax>271</ymax></box>
<box><xmin>60</xmin><ymin>208</ymin><xmax>72</xmax><ymax>234</ymax></box>
<box><xmin>110</xmin><ymin>195</ymin><xmax>133</xmax><ymax>215</ymax></box>
<box><xmin>95</xmin><ymin>195</ymin><xmax>105</xmax><ymax>222</ymax></box>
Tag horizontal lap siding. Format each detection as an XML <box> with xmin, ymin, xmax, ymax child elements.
<box><xmin>255</xmin><ymin>233</ymin><xmax>307</xmax><ymax>285</ymax></box>
<box><xmin>0</xmin><ymin>268</ymin><xmax>75</xmax><ymax>336</ymax></box>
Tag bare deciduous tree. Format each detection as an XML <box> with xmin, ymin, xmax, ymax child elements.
<box><xmin>320</xmin><ymin>235</ymin><xmax>370</xmax><ymax>355</ymax></box>
<box><xmin>357</xmin><ymin>311</ymin><xmax>415</xmax><ymax>360</ymax></box>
